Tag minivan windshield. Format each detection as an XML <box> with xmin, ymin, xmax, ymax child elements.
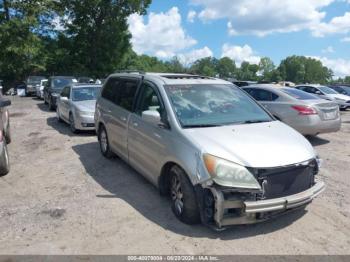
<box><xmin>72</xmin><ymin>86</ymin><xmax>100</xmax><ymax>101</ymax></box>
<box><xmin>318</xmin><ymin>86</ymin><xmax>339</xmax><ymax>94</ymax></box>
<box><xmin>165</xmin><ymin>84</ymin><xmax>273</xmax><ymax>128</ymax></box>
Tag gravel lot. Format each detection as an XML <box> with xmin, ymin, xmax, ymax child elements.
<box><xmin>0</xmin><ymin>96</ymin><xmax>349</xmax><ymax>255</ymax></box>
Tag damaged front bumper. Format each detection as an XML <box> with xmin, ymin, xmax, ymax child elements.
<box><xmin>205</xmin><ymin>180</ymin><xmax>325</xmax><ymax>228</ymax></box>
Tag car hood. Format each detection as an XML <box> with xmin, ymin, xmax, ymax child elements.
<box><xmin>74</xmin><ymin>100</ymin><xmax>96</xmax><ymax>112</ymax></box>
<box><xmin>183</xmin><ymin>121</ymin><xmax>316</xmax><ymax>168</ymax></box>
<box><xmin>327</xmin><ymin>94</ymin><xmax>350</xmax><ymax>101</ymax></box>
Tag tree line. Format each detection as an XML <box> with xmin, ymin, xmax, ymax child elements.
<box><xmin>0</xmin><ymin>0</ymin><xmax>348</xmax><ymax>90</ymax></box>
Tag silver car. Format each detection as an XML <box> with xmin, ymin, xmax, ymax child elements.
<box><xmin>95</xmin><ymin>73</ymin><xmax>325</xmax><ymax>229</ymax></box>
<box><xmin>36</xmin><ymin>79</ymin><xmax>48</xmax><ymax>99</ymax></box>
<box><xmin>56</xmin><ymin>84</ymin><xmax>101</xmax><ymax>133</ymax></box>
<box><xmin>243</xmin><ymin>85</ymin><xmax>341</xmax><ymax>136</ymax></box>
<box><xmin>295</xmin><ymin>84</ymin><xmax>350</xmax><ymax>110</ymax></box>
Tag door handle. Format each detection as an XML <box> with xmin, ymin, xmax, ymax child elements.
<box><xmin>120</xmin><ymin>116</ymin><xmax>127</xmax><ymax>122</ymax></box>
<box><xmin>133</xmin><ymin>122</ymin><xmax>138</xmax><ymax>127</ymax></box>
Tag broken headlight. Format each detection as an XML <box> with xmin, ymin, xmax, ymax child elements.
<box><xmin>203</xmin><ymin>154</ymin><xmax>261</xmax><ymax>190</ymax></box>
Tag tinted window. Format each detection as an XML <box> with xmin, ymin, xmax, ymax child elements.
<box><xmin>301</xmin><ymin>86</ymin><xmax>319</xmax><ymax>94</ymax></box>
<box><xmin>165</xmin><ymin>84</ymin><xmax>272</xmax><ymax>127</ymax></box>
<box><xmin>101</xmin><ymin>77</ymin><xmax>120</xmax><ymax>102</ymax></box>
<box><xmin>61</xmin><ymin>86</ymin><xmax>70</xmax><ymax>98</ymax></box>
<box><xmin>118</xmin><ymin>80</ymin><xmax>139</xmax><ymax>111</ymax></box>
<box><xmin>244</xmin><ymin>88</ymin><xmax>278</xmax><ymax>101</ymax></box>
<box><xmin>136</xmin><ymin>83</ymin><xmax>163</xmax><ymax>116</ymax></box>
<box><xmin>318</xmin><ymin>86</ymin><xmax>338</xmax><ymax>94</ymax></box>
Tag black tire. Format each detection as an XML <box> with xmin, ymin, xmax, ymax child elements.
<box><xmin>98</xmin><ymin>125</ymin><xmax>114</xmax><ymax>158</ymax></box>
<box><xmin>56</xmin><ymin>107</ymin><xmax>63</xmax><ymax>123</ymax></box>
<box><xmin>5</xmin><ymin>122</ymin><xmax>11</xmax><ymax>144</ymax></box>
<box><xmin>44</xmin><ymin>96</ymin><xmax>48</xmax><ymax>104</ymax></box>
<box><xmin>69</xmin><ymin>113</ymin><xmax>78</xmax><ymax>134</ymax></box>
<box><xmin>48</xmin><ymin>97</ymin><xmax>55</xmax><ymax>111</ymax></box>
<box><xmin>170</xmin><ymin>166</ymin><xmax>200</xmax><ymax>224</ymax></box>
<box><xmin>0</xmin><ymin>142</ymin><xmax>10</xmax><ymax>176</ymax></box>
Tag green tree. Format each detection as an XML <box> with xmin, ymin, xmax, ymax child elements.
<box><xmin>189</xmin><ymin>57</ymin><xmax>218</xmax><ymax>77</ymax></box>
<box><xmin>0</xmin><ymin>0</ymin><xmax>53</xmax><ymax>85</ymax></box>
<box><xmin>216</xmin><ymin>57</ymin><xmax>236</xmax><ymax>79</ymax></box>
<box><xmin>259</xmin><ymin>57</ymin><xmax>275</xmax><ymax>81</ymax></box>
<box><xmin>58</xmin><ymin>0</ymin><xmax>151</xmax><ymax>77</ymax></box>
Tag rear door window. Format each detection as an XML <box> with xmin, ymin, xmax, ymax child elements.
<box><xmin>117</xmin><ymin>79</ymin><xmax>139</xmax><ymax>111</ymax></box>
<box><xmin>101</xmin><ymin>77</ymin><xmax>120</xmax><ymax>102</ymax></box>
<box><xmin>245</xmin><ymin>88</ymin><xmax>278</xmax><ymax>101</ymax></box>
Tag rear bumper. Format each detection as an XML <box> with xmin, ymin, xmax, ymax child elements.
<box><xmin>290</xmin><ymin>117</ymin><xmax>341</xmax><ymax>135</ymax></box>
<box><xmin>209</xmin><ymin>180</ymin><xmax>325</xmax><ymax>228</ymax></box>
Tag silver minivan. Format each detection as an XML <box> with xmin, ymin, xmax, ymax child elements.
<box><xmin>95</xmin><ymin>73</ymin><xmax>325</xmax><ymax>229</ymax></box>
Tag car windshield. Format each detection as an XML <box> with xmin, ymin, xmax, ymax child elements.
<box><xmin>282</xmin><ymin>88</ymin><xmax>319</xmax><ymax>100</ymax></box>
<box><xmin>164</xmin><ymin>84</ymin><xmax>272</xmax><ymax>128</ymax></box>
<box><xmin>318</xmin><ymin>86</ymin><xmax>339</xmax><ymax>94</ymax></box>
<box><xmin>27</xmin><ymin>76</ymin><xmax>46</xmax><ymax>84</ymax></box>
<box><xmin>72</xmin><ymin>86</ymin><xmax>100</xmax><ymax>101</ymax></box>
<box><xmin>53</xmin><ymin>78</ymin><xmax>77</xmax><ymax>89</ymax></box>
<box><xmin>339</xmin><ymin>86</ymin><xmax>350</xmax><ymax>94</ymax></box>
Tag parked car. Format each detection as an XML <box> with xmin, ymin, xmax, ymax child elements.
<box><xmin>0</xmin><ymin>96</ymin><xmax>11</xmax><ymax>176</ymax></box>
<box><xmin>56</xmin><ymin>84</ymin><xmax>101</xmax><ymax>133</ymax></box>
<box><xmin>26</xmin><ymin>76</ymin><xmax>46</xmax><ymax>96</ymax></box>
<box><xmin>295</xmin><ymin>84</ymin><xmax>350</xmax><ymax>110</ymax></box>
<box><xmin>43</xmin><ymin>76</ymin><xmax>78</xmax><ymax>110</ymax></box>
<box><xmin>95</xmin><ymin>72</ymin><xmax>325</xmax><ymax>229</ymax></box>
<box><xmin>36</xmin><ymin>79</ymin><xmax>48</xmax><ymax>99</ymax></box>
<box><xmin>328</xmin><ymin>85</ymin><xmax>350</xmax><ymax>96</ymax></box>
<box><xmin>242</xmin><ymin>85</ymin><xmax>341</xmax><ymax>136</ymax></box>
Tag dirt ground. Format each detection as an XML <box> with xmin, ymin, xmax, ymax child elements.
<box><xmin>0</xmin><ymin>96</ymin><xmax>349</xmax><ymax>255</ymax></box>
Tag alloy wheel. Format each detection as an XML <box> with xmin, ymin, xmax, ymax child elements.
<box><xmin>171</xmin><ymin>174</ymin><xmax>184</xmax><ymax>215</ymax></box>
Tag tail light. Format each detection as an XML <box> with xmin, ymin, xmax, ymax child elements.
<box><xmin>291</xmin><ymin>105</ymin><xmax>318</xmax><ymax>115</ymax></box>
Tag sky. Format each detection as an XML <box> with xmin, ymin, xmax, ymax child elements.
<box><xmin>127</xmin><ymin>0</ymin><xmax>350</xmax><ymax>78</ymax></box>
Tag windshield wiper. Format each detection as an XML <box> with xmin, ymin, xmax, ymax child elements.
<box><xmin>242</xmin><ymin>120</ymin><xmax>271</xmax><ymax>124</ymax></box>
<box><xmin>183</xmin><ymin>124</ymin><xmax>221</xmax><ymax>128</ymax></box>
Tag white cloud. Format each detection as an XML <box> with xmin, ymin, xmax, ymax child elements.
<box><xmin>191</xmin><ymin>0</ymin><xmax>335</xmax><ymax>36</ymax></box>
<box><xmin>128</xmin><ymin>7</ymin><xmax>197</xmax><ymax>58</ymax></box>
<box><xmin>341</xmin><ymin>36</ymin><xmax>350</xmax><ymax>42</ymax></box>
<box><xmin>313</xmin><ymin>56</ymin><xmax>350</xmax><ymax>77</ymax></box>
<box><xmin>178</xmin><ymin>46</ymin><xmax>213</xmax><ymax>65</ymax></box>
<box><xmin>322</xmin><ymin>46</ymin><xmax>335</xmax><ymax>53</ymax></box>
<box><xmin>312</xmin><ymin>12</ymin><xmax>350</xmax><ymax>37</ymax></box>
<box><xmin>221</xmin><ymin>44</ymin><xmax>261</xmax><ymax>66</ymax></box>
<box><xmin>187</xmin><ymin>10</ymin><xmax>197</xmax><ymax>23</ymax></box>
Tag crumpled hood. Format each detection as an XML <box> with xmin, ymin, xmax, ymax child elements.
<box><xmin>183</xmin><ymin>121</ymin><xmax>316</xmax><ymax>168</ymax></box>
<box><xmin>74</xmin><ymin>100</ymin><xmax>96</xmax><ymax>112</ymax></box>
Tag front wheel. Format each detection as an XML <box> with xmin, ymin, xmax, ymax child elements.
<box><xmin>98</xmin><ymin>125</ymin><xmax>114</xmax><ymax>158</ymax></box>
<box><xmin>170</xmin><ymin>166</ymin><xmax>200</xmax><ymax>224</ymax></box>
<box><xmin>69</xmin><ymin>113</ymin><xmax>78</xmax><ymax>134</ymax></box>
<box><xmin>0</xmin><ymin>142</ymin><xmax>10</xmax><ymax>176</ymax></box>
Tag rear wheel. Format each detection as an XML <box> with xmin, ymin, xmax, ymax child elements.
<box><xmin>98</xmin><ymin>125</ymin><xmax>114</xmax><ymax>158</ymax></box>
<box><xmin>0</xmin><ymin>142</ymin><xmax>10</xmax><ymax>176</ymax></box>
<box><xmin>170</xmin><ymin>166</ymin><xmax>200</xmax><ymax>224</ymax></box>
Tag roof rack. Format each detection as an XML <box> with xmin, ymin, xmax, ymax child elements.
<box><xmin>114</xmin><ymin>70</ymin><xmax>145</xmax><ymax>74</ymax></box>
<box><xmin>160</xmin><ymin>74</ymin><xmax>213</xmax><ymax>80</ymax></box>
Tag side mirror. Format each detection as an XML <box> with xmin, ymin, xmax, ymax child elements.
<box><xmin>0</xmin><ymin>98</ymin><xmax>11</xmax><ymax>108</ymax></box>
<box><xmin>142</xmin><ymin>110</ymin><xmax>161</xmax><ymax>124</ymax></box>
<box><xmin>315</xmin><ymin>91</ymin><xmax>322</xmax><ymax>95</ymax></box>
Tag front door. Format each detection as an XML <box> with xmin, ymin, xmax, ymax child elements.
<box><xmin>128</xmin><ymin>81</ymin><xmax>168</xmax><ymax>184</ymax></box>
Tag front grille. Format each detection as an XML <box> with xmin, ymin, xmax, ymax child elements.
<box><xmin>251</xmin><ymin>160</ymin><xmax>318</xmax><ymax>200</ymax></box>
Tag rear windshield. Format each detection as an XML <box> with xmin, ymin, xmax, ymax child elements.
<box><xmin>164</xmin><ymin>84</ymin><xmax>272</xmax><ymax>128</ymax></box>
<box><xmin>27</xmin><ymin>76</ymin><xmax>46</xmax><ymax>83</ymax></box>
<box><xmin>318</xmin><ymin>86</ymin><xmax>339</xmax><ymax>94</ymax></box>
<box><xmin>282</xmin><ymin>88</ymin><xmax>319</xmax><ymax>100</ymax></box>
<box><xmin>53</xmin><ymin>78</ymin><xmax>77</xmax><ymax>89</ymax></box>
